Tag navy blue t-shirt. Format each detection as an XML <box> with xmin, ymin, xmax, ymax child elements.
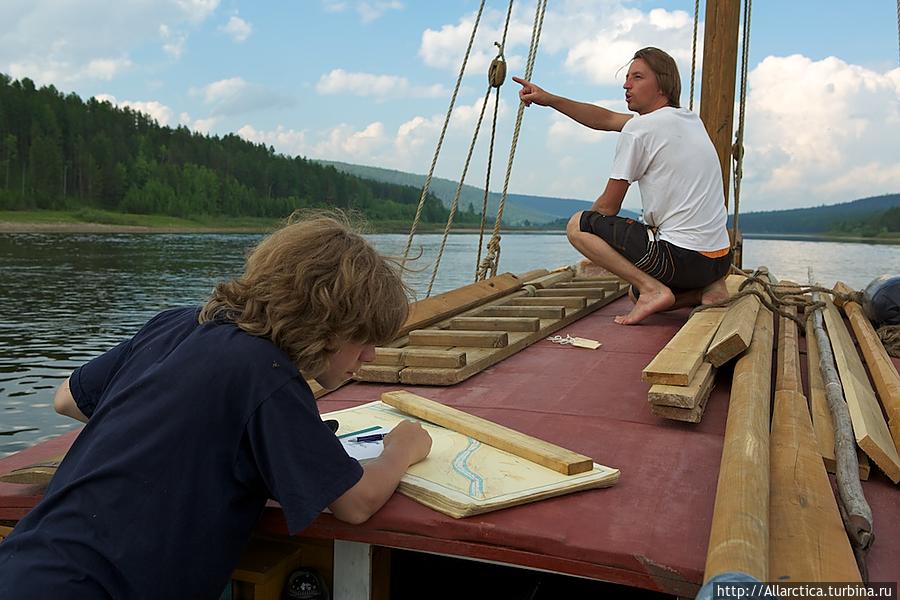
<box><xmin>0</xmin><ymin>307</ymin><xmax>363</xmax><ymax>599</ymax></box>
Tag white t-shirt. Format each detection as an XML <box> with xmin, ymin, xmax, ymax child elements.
<box><xmin>609</xmin><ymin>106</ymin><xmax>730</xmax><ymax>252</ymax></box>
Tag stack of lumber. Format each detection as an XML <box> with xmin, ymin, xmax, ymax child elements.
<box><xmin>644</xmin><ymin>275</ymin><xmax>757</xmax><ymax>422</ymax></box>
<box><xmin>357</xmin><ymin>269</ymin><xmax>627</xmax><ymax>386</ymax></box>
<box><xmin>823</xmin><ymin>286</ymin><xmax>900</xmax><ymax>484</ymax></box>
<box><xmin>768</xmin><ymin>294</ymin><xmax>861</xmax><ymax>581</ymax></box>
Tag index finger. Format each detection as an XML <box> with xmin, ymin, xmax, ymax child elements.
<box><xmin>511</xmin><ymin>76</ymin><xmax>529</xmax><ymax>86</ymax></box>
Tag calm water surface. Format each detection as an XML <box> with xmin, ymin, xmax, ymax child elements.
<box><xmin>1</xmin><ymin>232</ymin><xmax>897</xmax><ymax>455</ymax></box>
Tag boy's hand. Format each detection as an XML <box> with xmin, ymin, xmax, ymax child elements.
<box><xmin>384</xmin><ymin>420</ymin><xmax>432</xmax><ymax>466</ymax></box>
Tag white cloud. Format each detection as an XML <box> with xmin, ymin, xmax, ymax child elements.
<box><xmin>238</xmin><ymin>124</ymin><xmax>309</xmax><ymax>156</ymax></box>
<box><xmin>742</xmin><ymin>56</ymin><xmax>900</xmax><ymax>207</ymax></box>
<box><xmin>191</xmin><ymin>116</ymin><xmax>221</xmax><ymax>134</ymax></box>
<box><xmin>357</xmin><ymin>1</ymin><xmax>403</xmax><ymax>23</ymax></box>
<box><xmin>192</xmin><ymin>77</ymin><xmax>294</xmax><ymax>116</ymax></box>
<box><xmin>236</xmin><ymin>122</ymin><xmax>387</xmax><ymax>162</ymax></box>
<box><xmin>316</xmin><ymin>69</ymin><xmax>446</xmax><ymax>100</ymax></box>
<box><xmin>221</xmin><ymin>16</ymin><xmax>252</xmax><ymax>43</ymax></box>
<box><xmin>0</xmin><ymin>1</ymin><xmax>221</xmax><ymax>85</ymax></box>
<box><xmin>160</xmin><ymin>24</ymin><xmax>187</xmax><ymax>59</ymax></box>
<box><xmin>546</xmin><ymin>98</ymin><xmax>625</xmax><ymax>151</ymax></box>
<box><xmin>94</xmin><ymin>94</ymin><xmax>174</xmax><ymax>126</ymax></box>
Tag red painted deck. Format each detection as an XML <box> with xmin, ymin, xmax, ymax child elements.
<box><xmin>2</xmin><ymin>295</ymin><xmax>898</xmax><ymax>594</ymax></box>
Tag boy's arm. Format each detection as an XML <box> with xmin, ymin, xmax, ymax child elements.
<box><xmin>329</xmin><ymin>420</ymin><xmax>432</xmax><ymax>524</ymax></box>
<box><xmin>53</xmin><ymin>377</ymin><xmax>88</xmax><ymax>423</ymax></box>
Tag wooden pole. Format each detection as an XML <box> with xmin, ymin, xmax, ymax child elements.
<box><xmin>808</xmin><ymin>270</ymin><xmax>873</xmax><ymax>550</ymax></box>
<box><xmin>704</xmin><ymin>307</ymin><xmax>773</xmax><ymax>582</ymax></box>
<box><xmin>699</xmin><ymin>0</ymin><xmax>741</xmax><ymax>210</ymax></box>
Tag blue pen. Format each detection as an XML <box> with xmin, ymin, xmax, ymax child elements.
<box><xmin>350</xmin><ymin>433</ymin><xmax>386</xmax><ymax>443</ymax></box>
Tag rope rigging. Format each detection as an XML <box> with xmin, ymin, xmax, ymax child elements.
<box><xmin>401</xmin><ymin>0</ymin><xmax>547</xmax><ymax>295</ymax></box>
<box><xmin>689</xmin><ymin>0</ymin><xmax>700</xmax><ymax>111</ymax></box>
<box><xmin>731</xmin><ymin>0</ymin><xmax>752</xmax><ymax>245</ymax></box>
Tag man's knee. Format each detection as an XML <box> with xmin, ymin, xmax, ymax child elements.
<box><xmin>566</xmin><ymin>211</ymin><xmax>584</xmax><ymax>243</ymax></box>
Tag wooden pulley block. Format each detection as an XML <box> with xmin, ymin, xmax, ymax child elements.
<box><xmin>488</xmin><ymin>56</ymin><xmax>506</xmax><ymax>88</ymax></box>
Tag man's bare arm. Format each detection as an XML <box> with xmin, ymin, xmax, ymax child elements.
<box><xmin>591</xmin><ymin>178</ymin><xmax>630</xmax><ymax>215</ymax></box>
<box><xmin>53</xmin><ymin>378</ymin><xmax>88</xmax><ymax>423</ymax></box>
<box><xmin>513</xmin><ymin>77</ymin><xmax>631</xmax><ymax>132</ymax></box>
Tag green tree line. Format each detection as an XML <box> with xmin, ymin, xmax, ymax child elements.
<box><xmin>0</xmin><ymin>73</ymin><xmax>486</xmax><ymax>225</ymax></box>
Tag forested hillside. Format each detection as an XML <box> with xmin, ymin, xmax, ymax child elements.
<box><xmin>0</xmin><ymin>74</ymin><xmax>482</xmax><ymax>225</ymax></box>
<box><xmin>728</xmin><ymin>194</ymin><xmax>900</xmax><ymax>235</ymax></box>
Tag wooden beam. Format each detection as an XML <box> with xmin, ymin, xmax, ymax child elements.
<box><xmin>776</xmin><ymin>308</ymin><xmax>802</xmax><ymax>394</ymax></box>
<box><xmin>401</xmin><ymin>349</ymin><xmax>467</xmax><ymax>368</ymax></box>
<box><xmin>476</xmin><ymin>305</ymin><xmax>566</xmax><ymax>319</ymax></box>
<box><xmin>354</xmin><ymin>365</ymin><xmax>401</xmax><ymax>383</ymax></box>
<box><xmin>823</xmin><ymin>298</ymin><xmax>900</xmax><ymax>483</ymax></box>
<box><xmin>407</xmin><ymin>330</ymin><xmax>508</xmax><ymax>348</ymax></box>
<box><xmin>381</xmin><ymin>391</ymin><xmax>593</xmax><ymax>475</ymax></box>
<box><xmin>506</xmin><ymin>296</ymin><xmax>587</xmax><ymax>309</ymax></box>
<box><xmin>706</xmin><ymin>287</ymin><xmax>760</xmax><ymax>367</ymax></box>
<box><xmin>0</xmin><ymin>457</ymin><xmax>64</xmax><ymax>485</ymax></box>
<box><xmin>649</xmin><ymin>392</ymin><xmax>711</xmax><ymax>423</ymax></box>
<box><xmin>806</xmin><ymin>319</ymin><xmax>870</xmax><ymax>479</ymax></box>
<box><xmin>523</xmin><ymin>270</ymin><xmax>574</xmax><ymax>289</ymax></box>
<box><xmin>448</xmin><ymin>316</ymin><xmax>540</xmax><ymax>332</ymax></box>
<box><xmin>705</xmin><ymin>307</ymin><xmax>773</xmax><ymax>583</ymax></box>
<box><xmin>769</xmin><ymin>390</ymin><xmax>861</xmax><ymax>581</ymax></box>
<box><xmin>553</xmin><ymin>280</ymin><xmax>620</xmax><ymax>290</ymax></box>
<box><xmin>534</xmin><ymin>288</ymin><xmax>606</xmax><ymax>298</ymax></box>
<box><xmin>642</xmin><ymin>307</ymin><xmax>726</xmax><ymax>385</ymax></box>
<box><xmin>516</xmin><ymin>268</ymin><xmax>550</xmax><ymax>282</ymax></box>
<box><xmin>648</xmin><ymin>362</ymin><xmax>715</xmax><ymax>409</ymax></box>
<box><xmin>834</xmin><ymin>281</ymin><xmax>900</xmax><ymax>455</ymax></box>
<box><xmin>699</xmin><ymin>0</ymin><xmax>741</xmax><ymax>208</ymax></box>
<box><xmin>399</xmin><ymin>273</ymin><xmax>522</xmax><ymax>337</ymax></box>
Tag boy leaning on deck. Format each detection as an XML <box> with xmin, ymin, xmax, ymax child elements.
<box><xmin>0</xmin><ymin>211</ymin><xmax>432</xmax><ymax>599</ymax></box>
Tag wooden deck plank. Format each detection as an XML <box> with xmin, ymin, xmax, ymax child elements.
<box><xmin>476</xmin><ymin>305</ymin><xmax>566</xmax><ymax>319</ymax></box>
<box><xmin>706</xmin><ymin>286</ymin><xmax>760</xmax><ymax>367</ymax></box>
<box><xmin>506</xmin><ymin>296</ymin><xmax>587</xmax><ymax>309</ymax></box>
<box><xmin>534</xmin><ymin>288</ymin><xmax>606</xmax><ymax>298</ymax></box>
<box><xmin>408</xmin><ymin>330</ymin><xmax>509</xmax><ymax>348</ymax></box>
<box><xmin>823</xmin><ymin>298</ymin><xmax>900</xmax><ymax>483</ymax></box>
<box><xmin>448</xmin><ymin>316</ymin><xmax>540</xmax><ymax>332</ymax></box>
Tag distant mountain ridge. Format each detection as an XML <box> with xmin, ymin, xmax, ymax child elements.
<box><xmin>729</xmin><ymin>194</ymin><xmax>900</xmax><ymax>233</ymax></box>
<box><xmin>317</xmin><ymin>160</ymin><xmax>641</xmax><ymax>225</ymax></box>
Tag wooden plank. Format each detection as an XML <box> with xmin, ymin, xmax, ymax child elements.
<box><xmin>400</xmin><ymin>287</ymin><xmax>627</xmax><ymax>385</ymax></box>
<box><xmin>776</xmin><ymin>306</ymin><xmax>802</xmax><ymax>394</ymax></box>
<box><xmin>400</xmin><ymin>349</ymin><xmax>467</xmax><ymax>368</ymax></box>
<box><xmin>506</xmin><ymin>296</ymin><xmax>586</xmax><ymax>309</ymax></box>
<box><xmin>516</xmin><ymin>268</ymin><xmax>550</xmax><ymax>282</ymax></box>
<box><xmin>643</xmin><ymin>275</ymin><xmax>743</xmax><ymax>386</ymax></box>
<box><xmin>705</xmin><ymin>307</ymin><xmax>773</xmax><ymax>582</ymax></box>
<box><xmin>407</xmin><ymin>330</ymin><xmax>508</xmax><ymax>348</ymax></box>
<box><xmin>476</xmin><ymin>305</ymin><xmax>565</xmax><ymax>319</ymax></box>
<box><xmin>706</xmin><ymin>287</ymin><xmax>760</xmax><ymax>367</ymax></box>
<box><xmin>823</xmin><ymin>298</ymin><xmax>900</xmax><ymax>483</ymax></box>
<box><xmin>381</xmin><ymin>390</ymin><xmax>593</xmax><ymax>475</ymax></box>
<box><xmin>554</xmin><ymin>280</ymin><xmax>620</xmax><ymax>290</ymax></box>
<box><xmin>354</xmin><ymin>365</ymin><xmax>401</xmax><ymax>383</ymax></box>
<box><xmin>806</xmin><ymin>319</ymin><xmax>871</xmax><ymax>480</ymax></box>
<box><xmin>572</xmin><ymin>275</ymin><xmax>620</xmax><ymax>283</ymax></box>
<box><xmin>649</xmin><ymin>392</ymin><xmax>710</xmax><ymax>423</ymax></box>
<box><xmin>399</xmin><ymin>273</ymin><xmax>522</xmax><ymax>337</ymax></box>
<box><xmin>648</xmin><ymin>362</ymin><xmax>715</xmax><ymax>409</ymax></box>
<box><xmin>834</xmin><ymin>281</ymin><xmax>900</xmax><ymax>455</ymax></box>
<box><xmin>642</xmin><ymin>308</ymin><xmax>727</xmax><ymax>385</ymax></box>
<box><xmin>373</xmin><ymin>347</ymin><xmax>404</xmax><ymax>366</ymax></box>
<box><xmin>534</xmin><ymin>288</ymin><xmax>606</xmax><ymax>298</ymax></box>
<box><xmin>448</xmin><ymin>316</ymin><xmax>540</xmax><ymax>333</ymax></box>
<box><xmin>769</xmin><ymin>390</ymin><xmax>861</xmax><ymax>581</ymax></box>
<box><xmin>524</xmin><ymin>270</ymin><xmax>574</xmax><ymax>289</ymax></box>
<box><xmin>0</xmin><ymin>456</ymin><xmax>64</xmax><ymax>485</ymax></box>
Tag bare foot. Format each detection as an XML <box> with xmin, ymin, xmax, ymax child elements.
<box><xmin>700</xmin><ymin>278</ymin><xmax>729</xmax><ymax>305</ymax></box>
<box><xmin>614</xmin><ymin>286</ymin><xmax>676</xmax><ymax>325</ymax></box>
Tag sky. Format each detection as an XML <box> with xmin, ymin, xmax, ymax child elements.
<box><xmin>1</xmin><ymin>0</ymin><xmax>899</xmax><ymax>214</ymax></box>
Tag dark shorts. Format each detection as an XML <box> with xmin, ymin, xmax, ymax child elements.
<box><xmin>578</xmin><ymin>211</ymin><xmax>731</xmax><ymax>290</ymax></box>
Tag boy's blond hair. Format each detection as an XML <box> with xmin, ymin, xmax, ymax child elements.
<box><xmin>199</xmin><ymin>211</ymin><xmax>410</xmax><ymax>377</ymax></box>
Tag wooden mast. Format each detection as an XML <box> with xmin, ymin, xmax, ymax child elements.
<box><xmin>699</xmin><ymin>0</ymin><xmax>742</xmax><ymax>264</ymax></box>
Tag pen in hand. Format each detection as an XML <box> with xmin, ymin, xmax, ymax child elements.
<box><xmin>349</xmin><ymin>433</ymin><xmax>386</xmax><ymax>443</ymax></box>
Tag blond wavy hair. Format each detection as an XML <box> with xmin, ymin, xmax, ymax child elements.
<box><xmin>199</xmin><ymin>211</ymin><xmax>410</xmax><ymax>378</ymax></box>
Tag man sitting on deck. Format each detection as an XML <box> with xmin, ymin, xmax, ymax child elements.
<box><xmin>514</xmin><ymin>47</ymin><xmax>732</xmax><ymax>325</ymax></box>
<box><xmin>0</xmin><ymin>211</ymin><xmax>432</xmax><ymax>599</ymax></box>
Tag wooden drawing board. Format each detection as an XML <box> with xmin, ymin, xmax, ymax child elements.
<box><xmin>322</xmin><ymin>401</ymin><xmax>620</xmax><ymax>519</ymax></box>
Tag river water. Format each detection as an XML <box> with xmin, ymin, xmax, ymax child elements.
<box><xmin>1</xmin><ymin>232</ymin><xmax>897</xmax><ymax>456</ymax></box>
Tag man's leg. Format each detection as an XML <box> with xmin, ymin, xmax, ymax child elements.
<box><xmin>566</xmin><ymin>213</ymin><xmax>675</xmax><ymax>325</ymax></box>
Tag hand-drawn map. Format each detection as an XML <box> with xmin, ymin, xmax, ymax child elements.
<box><xmin>323</xmin><ymin>401</ymin><xmax>620</xmax><ymax>518</ymax></box>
